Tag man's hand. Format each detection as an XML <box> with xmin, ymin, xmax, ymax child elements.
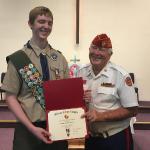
<box><xmin>81</xmin><ymin>107</ymin><xmax>138</xmax><ymax>122</ymax></box>
<box><xmin>6</xmin><ymin>94</ymin><xmax>53</xmax><ymax>144</ymax></box>
<box><xmin>83</xmin><ymin>90</ymin><xmax>92</xmax><ymax>103</ymax></box>
<box><xmin>81</xmin><ymin>109</ymin><xmax>104</xmax><ymax>122</ymax></box>
<box><xmin>30</xmin><ymin>126</ymin><xmax>53</xmax><ymax>144</ymax></box>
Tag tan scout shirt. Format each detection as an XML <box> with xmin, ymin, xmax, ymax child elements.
<box><xmin>2</xmin><ymin>40</ymin><xmax>69</xmax><ymax>122</ymax></box>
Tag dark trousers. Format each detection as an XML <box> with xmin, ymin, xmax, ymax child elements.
<box><xmin>13</xmin><ymin>121</ymin><xmax>68</xmax><ymax>150</ymax></box>
<box><xmin>85</xmin><ymin>126</ymin><xmax>133</xmax><ymax>150</ymax></box>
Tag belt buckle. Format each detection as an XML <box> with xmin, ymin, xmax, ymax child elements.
<box><xmin>96</xmin><ymin>133</ymin><xmax>104</xmax><ymax>138</ymax></box>
<box><xmin>91</xmin><ymin>131</ymin><xmax>109</xmax><ymax>138</ymax></box>
<box><xmin>91</xmin><ymin>132</ymin><xmax>104</xmax><ymax>138</ymax></box>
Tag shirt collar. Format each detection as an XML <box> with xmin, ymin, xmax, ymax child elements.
<box><xmin>29</xmin><ymin>39</ymin><xmax>51</xmax><ymax>57</ymax></box>
<box><xmin>86</xmin><ymin>61</ymin><xmax>112</xmax><ymax>78</ymax></box>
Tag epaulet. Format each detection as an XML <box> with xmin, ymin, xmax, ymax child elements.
<box><xmin>110</xmin><ymin>63</ymin><xmax>128</xmax><ymax>76</ymax></box>
<box><xmin>79</xmin><ymin>63</ymin><xmax>90</xmax><ymax>71</ymax></box>
<box><xmin>57</xmin><ymin>50</ymin><xmax>62</xmax><ymax>54</ymax></box>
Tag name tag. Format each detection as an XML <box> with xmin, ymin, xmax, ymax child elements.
<box><xmin>97</xmin><ymin>86</ymin><xmax>116</xmax><ymax>95</ymax></box>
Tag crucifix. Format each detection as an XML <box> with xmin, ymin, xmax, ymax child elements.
<box><xmin>69</xmin><ymin>0</ymin><xmax>80</xmax><ymax>63</ymax></box>
<box><xmin>69</xmin><ymin>0</ymin><xmax>80</xmax><ymax>66</ymax></box>
<box><xmin>76</xmin><ymin>0</ymin><xmax>80</xmax><ymax>44</ymax></box>
<box><xmin>70</xmin><ymin>55</ymin><xmax>80</xmax><ymax>64</ymax></box>
<box><xmin>70</xmin><ymin>0</ymin><xmax>80</xmax><ymax>78</ymax></box>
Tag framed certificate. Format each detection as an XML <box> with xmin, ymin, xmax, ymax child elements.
<box><xmin>43</xmin><ymin>78</ymin><xmax>87</xmax><ymax>141</ymax></box>
<box><xmin>48</xmin><ymin>108</ymin><xmax>87</xmax><ymax>141</ymax></box>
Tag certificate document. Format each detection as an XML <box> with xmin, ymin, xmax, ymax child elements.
<box><xmin>48</xmin><ymin>107</ymin><xmax>87</xmax><ymax>141</ymax></box>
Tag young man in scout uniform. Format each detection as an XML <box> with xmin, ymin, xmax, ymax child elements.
<box><xmin>1</xmin><ymin>6</ymin><xmax>69</xmax><ymax>150</ymax></box>
<box><xmin>78</xmin><ymin>34</ymin><xmax>138</xmax><ymax>150</ymax></box>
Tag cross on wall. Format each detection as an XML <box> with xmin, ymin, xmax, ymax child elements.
<box><xmin>76</xmin><ymin>0</ymin><xmax>80</xmax><ymax>44</ymax></box>
<box><xmin>70</xmin><ymin>55</ymin><xmax>80</xmax><ymax>64</ymax></box>
<box><xmin>69</xmin><ymin>0</ymin><xmax>80</xmax><ymax>64</ymax></box>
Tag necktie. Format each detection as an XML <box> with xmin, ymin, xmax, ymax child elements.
<box><xmin>40</xmin><ymin>53</ymin><xmax>50</xmax><ymax>81</ymax></box>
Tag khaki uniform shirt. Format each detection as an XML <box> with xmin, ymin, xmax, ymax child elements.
<box><xmin>77</xmin><ymin>61</ymin><xmax>138</xmax><ymax>137</ymax></box>
<box><xmin>2</xmin><ymin>39</ymin><xmax>69</xmax><ymax>122</ymax></box>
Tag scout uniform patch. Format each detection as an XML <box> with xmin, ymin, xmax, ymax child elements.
<box><xmin>6</xmin><ymin>50</ymin><xmax>45</xmax><ymax>110</ymax></box>
<box><xmin>51</xmin><ymin>53</ymin><xmax>57</xmax><ymax>61</ymax></box>
<box><xmin>125</xmin><ymin>77</ymin><xmax>132</xmax><ymax>86</ymax></box>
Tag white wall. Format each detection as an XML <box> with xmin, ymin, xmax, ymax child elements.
<box><xmin>0</xmin><ymin>0</ymin><xmax>150</xmax><ymax>101</ymax></box>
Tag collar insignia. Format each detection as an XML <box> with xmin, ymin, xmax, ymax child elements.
<box><xmin>51</xmin><ymin>53</ymin><xmax>57</xmax><ymax>61</ymax></box>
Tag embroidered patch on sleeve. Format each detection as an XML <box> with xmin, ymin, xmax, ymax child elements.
<box><xmin>125</xmin><ymin>77</ymin><xmax>132</xmax><ymax>86</ymax></box>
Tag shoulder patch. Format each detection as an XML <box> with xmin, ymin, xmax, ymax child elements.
<box><xmin>125</xmin><ymin>77</ymin><xmax>133</xmax><ymax>86</ymax></box>
<box><xmin>78</xmin><ymin>63</ymin><xmax>90</xmax><ymax>71</ymax></box>
<box><xmin>50</xmin><ymin>53</ymin><xmax>58</xmax><ymax>61</ymax></box>
<box><xmin>57</xmin><ymin>50</ymin><xmax>62</xmax><ymax>54</ymax></box>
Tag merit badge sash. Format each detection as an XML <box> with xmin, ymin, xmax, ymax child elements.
<box><xmin>6</xmin><ymin>50</ymin><xmax>45</xmax><ymax>109</ymax></box>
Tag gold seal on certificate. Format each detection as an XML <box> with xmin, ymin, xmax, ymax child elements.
<box><xmin>48</xmin><ymin>107</ymin><xmax>87</xmax><ymax>141</ymax></box>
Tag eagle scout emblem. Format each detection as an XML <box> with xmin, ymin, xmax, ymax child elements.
<box><xmin>125</xmin><ymin>77</ymin><xmax>132</xmax><ymax>86</ymax></box>
<box><xmin>51</xmin><ymin>53</ymin><xmax>57</xmax><ymax>61</ymax></box>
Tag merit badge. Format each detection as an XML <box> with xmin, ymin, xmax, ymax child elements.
<box><xmin>19</xmin><ymin>68</ymin><xmax>24</xmax><ymax>74</ymax></box>
<box><xmin>24</xmin><ymin>66</ymin><xmax>29</xmax><ymax>71</ymax></box>
<box><xmin>125</xmin><ymin>77</ymin><xmax>132</xmax><ymax>86</ymax></box>
<box><xmin>19</xmin><ymin>63</ymin><xmax>45</xmax><ymax>109</ymax></box>
<box><xmin>29</xmin><ymin>64</ymin><xmax>33</xmax><ymax>69</ymax></box>
<box><xmin>51</xmin><ymin>53</ymin><xmax>57</xmax><ymax>61</ymax></box>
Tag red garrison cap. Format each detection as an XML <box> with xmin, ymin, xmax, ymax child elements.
<box><xmin>92</xmin><ymin>34</ymin><xmax>112</xmax><ymax>49</ymax></box>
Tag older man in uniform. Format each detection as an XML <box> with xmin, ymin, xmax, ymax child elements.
<box><xmin>78</xmin><ymin>34</ymin><xmax>138</xmax><ymax>150</ymax></box>
<box><xmin>1</xmin><ymin>6</ymin><xmax>68</xmax><ymax>150</ymax></box>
